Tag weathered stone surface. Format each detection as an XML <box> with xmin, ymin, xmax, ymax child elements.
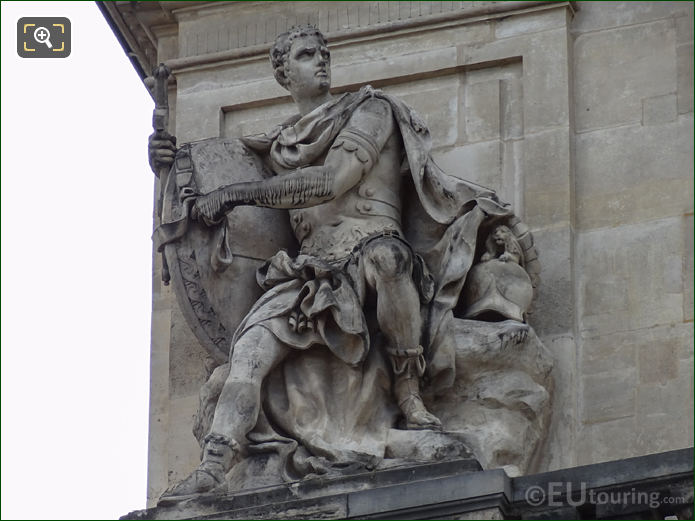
<box><xmin>432</xmin><ymin>141</ymin><xmax>501</xmax><ymax>191</ymax></box>
<box><xmin>520</xmin><ymin>28</ymin><xmax>571</xmax><ymax>134</ymax></box>
<box><xmin>525</xmin><ymin>227</ymin><xmax>572</xmax><ymax>337</ymax></box>
<box><xmin>642</xmin><ymin>93</ymin><xmax>678</xmax><ymax>126</ymax></box>
<box><xmin>523</xmin><ymin>128</ymin><xmax>571</xmax><ymax>228</ymax></box>
<box><xmin>167</xmin><ymin>394</ymin><xmax>202</xmax><ymax>485</ymax></box>
<box><xmin>576</xmin><ymin>115</ymin><xmax>693</xmax><ymax>229</ymax></box>
<box><xmin>385</xmin><ymin>74</ymin><xmax>460</xmax><ymax>148</ymax></box>
<box><xmin>576</xmin><ymin>217</ymin><xmax>689</xmax><ymax>336</ymax></box>
<box><xmin>572</xmin><ymin>1</ymin><xmax>691</xmax><ymax>34</ymax></box>
<box><xmin>581</xmin><ymin>370</ymin><xmax>637</xmax><ymax>424</ymax></box>
<box><xmin>431</xmin><ymin>320</ymin><xmax>554</xmax><ymax>475</ymax></box>
<box><xmin>223</xmin><ymin>101</ymin><xmax>296</xmax><ymax>138</ymax></box>
<box><xmin>169</xmin><ymin>304</ymin><xmax>209</xmax><ymax>398</ymax></box>
<box><xmin>684</xmin><ymin>214</ymin><xmax>694</xmax><ymax>322</ymax></box>
<box><xmin>638</xmin><ymin>339</ymin><xmax>679</xmax><ymax>385</ymax></box>
<box><xmin>384</xmin><ymin>430</ymin><xmax>472</xmax><ymax>461</ymax></box>
<box><xmin>574</xmin><ymin>18</ymin><xmax>677</xmax><ymax>132</ymax></box>
<box><xmin>125</xmin><ymin>449</ymin><xmax>694</xmax><ymax>520</ymax></box>
<box><xmin>636</xmin><ymin>367</ymin><xmax>693</xmax><ymax>419</ymax></box>
<box><xmin>535</xmin><ymin>334</ymin><xmax>576</xmax><ymax>472</ymax></box>
<box><xmin>463</xmin><ymin>79</ymin><xmax>500</xmax><ymax>143</ymax></box>
<box><xmin>494</xmin><ymin>7</ymin><xmax>566</xmax><ymax>40</ymax></box>
<box><xmin>677</xmin><ymin>40</ymin><xmax>694</xmax><ymax>114</ymax></box>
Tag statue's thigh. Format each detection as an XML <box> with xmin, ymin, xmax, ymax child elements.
<box><xmin>229</xmin><ymin>326</ymin><xmax>288</xmax><ymax>380</ymax></box>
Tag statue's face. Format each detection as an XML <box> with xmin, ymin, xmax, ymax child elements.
<box><xmin>285</xmin><ymin>35</ymin><xmax>331</xmax><ymax>98</ymax></box>
<box><xmin>493</xmin><ymin>226</ymin><xmax>510</xmax><ymax>245</ymax></box>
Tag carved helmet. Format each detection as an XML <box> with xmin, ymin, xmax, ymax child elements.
<box><xmin>462</xmin><ymin>259</ymin><xmax>534</xmax><ymax>322</ymax></box>
<box><xmin>461</xmin><ymin>217</ymin><xmax>539</xmax><ymax>322</ymax></box>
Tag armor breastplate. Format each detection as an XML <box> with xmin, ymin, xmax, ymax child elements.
<box><xmin>289</xmin><ymin>132</ymin><xmax>405</xmax><ymax>260</ymax></box>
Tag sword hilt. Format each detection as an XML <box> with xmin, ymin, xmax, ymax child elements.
<box><xmin>152</xmin><ymin>63</ymin><xmax>171</xmax><ymax>133</ymax></box>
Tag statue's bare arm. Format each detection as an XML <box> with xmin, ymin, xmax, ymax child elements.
<box><xmin>194</xmin><ymin>98</ymin><xmax>393</xmax><ymax>222</ymax></box>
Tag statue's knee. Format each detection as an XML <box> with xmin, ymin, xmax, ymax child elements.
<box><xmin>365</xmin><ymin>239</ymin><xmax>412</xmax><ymax>280</ymax></box>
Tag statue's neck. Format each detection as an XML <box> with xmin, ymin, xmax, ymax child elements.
<box><xmin>294</xmin><ymin>92</ymin><xmax>334</xmax><ymax>116</ymax></box>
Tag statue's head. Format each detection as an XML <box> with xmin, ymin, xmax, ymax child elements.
<box><xmin>270</xmin><ymin>25</ymin><xmax>331</xmax><ymax>96</ymax></box>
<box><xmin>491</xmin><ymin>225</ymin><xmax>513</xmax><ymax>247</ymax></box>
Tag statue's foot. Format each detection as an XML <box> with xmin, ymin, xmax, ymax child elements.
<box><xmin>159</xmin><ymin>433</ymin><xmax>238</xmax><ymax>502</ymax></box>
<box><xmin>401</xmin><ymin>395</ymin><xmax>442</xmax><ymax>431</ymax></box>
<box><xmin>161</xmin><ymin>467</ymin><xmax>224</xmax><ymax>499</ymax></box>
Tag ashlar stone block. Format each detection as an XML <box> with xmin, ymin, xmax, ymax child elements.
<box><xmin>169</xmin><ymin>302</ymin><xmax>209</xmax><ymax>399</ymax></box>
<box><xmin>167</xmin><ymin>394</ymin><xmax>204</xmax><ymax>485</ymax></box>
<box><xmin>638</xmin><ymin>340</ymin><xmax>679</xmax><ymax>385</ymax></box>
<box><xmin>330</xmin><ymin>22</ymin><xmax>492</xmax><ymax>66</ymax></box>
<box><xmin>675</xmin><ymin>9</ymin><xmax>694</xmax><ymax>44</ymax></box>
<box><xmin>536</xmin><ymin>333</ymin><xmax>576</xmax><ymax>472</ymax></box>
<box><xmin>642</xmin><ymin>94</ymin><xmax>678</xmax><ymax>126</ymax></box>
<box><xmin>432</xmin><ymin>141</ymin><xmax>501</xmax><ymax>192</ymax></box>
<box><xmin>677</xmin><ymin>42</ymin><xmax>694</xmax><ymax>114</ymax></box>
<box><xmin>386</xmin><ymin>74</ymin><xmax>460</xmax><ymax>149</ymax></box>
<box><xmin>494</xmin><ymin>7</ymin><xmax>566</xmax><ymax>40</ymax></box>
<box><xmin>581</xmin><ymin>370</ymin><xmax>636</xmax><ymax>424</ymax></box>
<box><xmin>577</xmin><ymin>217</ymin><xmax>687</xmax><ymax>335</ymax></box>
<box><xmin>332</xmin><ymin>46</ymin><xmax>458</xmax><ymax>90</ymax></box>
<box><xmin>574</xmin><ymin>18</ymin><xmax>677</xmax><ymax>131</ymax></box>
<box><xmin>572</xmin><ymin>1</ymin><xmax>692</xmax><ymax>34</ymax></box>
<box><xmin>575</xmin><ymin>417</ymin><xmax>637</xmax><ymax>466</ymax></box>
<box><xmin>522</xmin><ymin>28</ymin><xmax>571</xmax><ymax>134</ymax></box>
<box><xmin>636</xmin><ymin>364</ymin><xmax>693</xmax><ymax>419</ymax></box>
<box><xmin>575</xmin><ymin>115</ymin><xmax>694</xmax><ymax>230</ymax></box>
<box><xmin>633</xmin><ymin>409</ymin><xmax>694</xmax><ymax>456</ymax></box>
<box><xmin>581</xmin><ymin>329</ymin><xmax>636</xmax><ymax>376</ymax></box>
<box><xmin>684</xmin><ymin>214</ymin><xmax>694</xmax><ymax>322</ymax></box>
<box><xmin>527</xmin><ymin>227</ymin><xmax>573</xmax><ymax>336</ymax></box>
<box><xmin>224</xmin><ymin>101</ymin><xmax>296</xmax><ymax>138</ymax></box>
<box><xmin>464</xmin><ymin>79</ymin><xmax>500</xmax><ymax>143</ymax></box>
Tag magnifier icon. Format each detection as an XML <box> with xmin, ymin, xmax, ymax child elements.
<box><xmin>33</xmin><ymin>26</ymin><xmax>53</xmax><ymax>49</ymax></box>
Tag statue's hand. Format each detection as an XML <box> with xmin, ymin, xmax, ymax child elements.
<box><xmin>192</xmin><ymin>193</ymin><xmax>226</xmax><ymax>227</ymax></box>
<box><xmin>148</xmin><ymin>130</ymin><xmax>177</xmax><ymax>176</ymax></box>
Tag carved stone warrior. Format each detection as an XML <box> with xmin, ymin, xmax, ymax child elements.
<box><xmin>150</xmin><ymin>25</ymin><xmax>540</xmax><ymax>498</ymax></box>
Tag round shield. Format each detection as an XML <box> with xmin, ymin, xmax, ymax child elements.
<box><xmin>162</xmin><ymin>138</ymin><xmax>298</xmax><ymax>364</ymax></box>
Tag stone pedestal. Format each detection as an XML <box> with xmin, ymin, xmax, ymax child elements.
<box><xmin>123</xmin><ymin>448</ymin><xmax>693</xmax><ymax>520</ymax></box>
<box><xmin>122</xmin><ymin>458</ymin><xmax>511</xmax><ymax>520</ymax></box>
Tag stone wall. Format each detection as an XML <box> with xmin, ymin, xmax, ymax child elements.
<box><xmin>571</xmin><ymin>1</ymin><xmax>693</xmax><ymax>466</ymax></box>
<box><xmin>100</xmin><ymin>0</ymin><xmax>693</xmax><ymax>506</ymax></box>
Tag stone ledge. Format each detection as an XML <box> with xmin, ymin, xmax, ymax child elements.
<box><xmin>124</xmin><ymin>448</ymin><xmax>693</xmax><ymax>520</ymax></box>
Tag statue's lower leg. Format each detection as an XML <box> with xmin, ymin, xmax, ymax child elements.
<box><xmin>163</xmin><ymin>433</ymin><xmax>239</xmax><ymax>497</ymax></box>
<box><xmin>389</xmin><ymin>347</ymin><xmax>441</xmax><ymax>430</ymax></box>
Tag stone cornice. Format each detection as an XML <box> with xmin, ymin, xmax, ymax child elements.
<box><xmin>100</xmin><ymin>1</ymin><xmax>577</xmax><ymax>85</ymax></box>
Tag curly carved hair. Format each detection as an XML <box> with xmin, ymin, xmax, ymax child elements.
<box><xmin>269</xmin><ymin>24</ymin><xmax>329</xmax><ymax>89</ymax></box>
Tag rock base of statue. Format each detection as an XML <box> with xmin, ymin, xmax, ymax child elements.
<box><xmin>121</xmin><ymin>457</ymin><xmax>516</xmax><ymax>520</ymax></box>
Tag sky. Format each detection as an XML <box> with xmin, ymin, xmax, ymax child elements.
<box><xmin>1</xmin><ymin>2</ymin><xmax>154</xmax><ymax>518</ymax></box>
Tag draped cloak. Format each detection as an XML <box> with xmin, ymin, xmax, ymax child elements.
<box><xmin>187</xmin><ymin>86</ymin><xmax>512</xmax><ymax>485</ymax></box>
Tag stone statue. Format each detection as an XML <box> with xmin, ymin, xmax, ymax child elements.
<box><xmin>481</xmin><ymin>225</ymin><xmax>523</xmax><ymax>265</ymax></box>
<box><xmin>150</xmin><ymin>25</ymin><xmax>552</xmax><ymax>500</ymax></box>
